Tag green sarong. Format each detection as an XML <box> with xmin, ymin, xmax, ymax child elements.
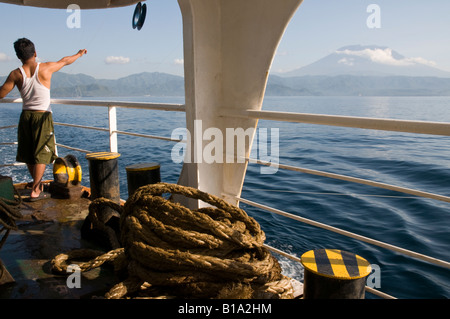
<box><xmin>16</xmin><ymin>111</ymin><xmax>57</xmax><ymax>164</ymax></box>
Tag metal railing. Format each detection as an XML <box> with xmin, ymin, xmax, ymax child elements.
<box><xmin>0</xmin><ymin>98</ymin><xmax>185</xmax><ymax>156</ymax></box>
<box><xmin>2</xmin><ymin>97</ymin><xmax>450</xmax><ymax>299</ymax></box>
<box><xmin>221</xmin><ymin>107</ymin><xmax>450</xmax><ymax>298</ymax></box>
<box><xmin>220</xmin><ymin>108</ymin><xmax>450</xmax><ymax>136</ymax></box>
<box><xmin>51</xmin><ymin>98</ymin><xmax>185</xmax><ymax>153</ymax></box>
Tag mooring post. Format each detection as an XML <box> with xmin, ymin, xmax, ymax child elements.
<box><xmin>300</xmin><ymin>249</ymin><xmax>372</xmax><ymax>299</ymax></box>
<box><xmin>125</xmin><ymin>162</ymin><xmax>161</xmax><ymax>198</ymax></box>
<box><xmin>86</xmin><ymin>152</ymin><xmax>121</xmax><ymax>203</ymax></box>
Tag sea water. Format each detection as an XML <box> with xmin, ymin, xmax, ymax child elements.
<box><xmin>1</xmin><ymin>95</ymin><xmax>449</xmax><ymax>299</ymax></box>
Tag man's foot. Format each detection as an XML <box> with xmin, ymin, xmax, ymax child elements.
<box><xmin>26</xmin><ymin>182</ymin><xmax>44</xmax><ymax>190</ymax></box>
<box><xmin>27</xmin><ymin>191</ymin><xmax>50</xmax><ymax>202</ymax></box>
<box><xmin>28</xmin><ymin>182</ymin><xmax>46</xmax><ymax>200</ymax></box>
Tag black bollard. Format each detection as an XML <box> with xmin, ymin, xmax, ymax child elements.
<box><xmin>126</xmin><ymin>162</ymin><xmax>161</xmax><ymax>197</ymax></box>
<box><xmin>82</xmin><ymin>152</ymin><xmax>121</xmax><ymax>249</ymax></box>
<box><xmin>86</xmin><ymin>152</ymin><xmax>121</xmax><ymax>203</ymax></box>
<box><xmin>300</xmin><ymin>249</ymin><xmax>372</xmax><ymax>299</ymax></box>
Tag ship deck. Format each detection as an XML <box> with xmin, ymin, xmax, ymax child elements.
<box><xmin>0</xmin><ymin>182</ymin><xmax>117</xmax><ymax>299</ymax></box>
<box><xmin>1</xmin><ymin>182</ymin><xmax>304</xmax><ymax>300</ymax></box>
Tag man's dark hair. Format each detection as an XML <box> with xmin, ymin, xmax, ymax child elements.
<box><xmin>14</xmin><ymin>38</ymin><xmax>36</xmax><ymax>62</ymax></box>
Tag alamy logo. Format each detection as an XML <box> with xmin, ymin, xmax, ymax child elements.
<box><xmin>67</xmin><ymin>4</ymin><xmax>81</xmax><ymax>29</ymax></box>
<box><xmin>366</xmin><ymin>264</ymin><xmax>381</xmax><ymax>288</ymax></box>
<box><xmin>171</xmin><ymin>120</ymin><xmax>279</xmax><ymax>174</ymax></box>
<box><xmin>367</xmin><ymin>4</ymin><xmax>381</xmax><ymax>29</ymax></box>
<box><xmin>66</xmin><ymin>264</ymin><xmax>81</xmax><ymax>288</ymax></box>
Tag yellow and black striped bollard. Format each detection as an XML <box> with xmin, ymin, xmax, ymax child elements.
<box><xmin>301</xmin><ymin>249</ymin><xmax>372</xmax><ymax>299</ymax></box>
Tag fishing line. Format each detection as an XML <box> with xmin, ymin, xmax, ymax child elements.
<box><xmin>150</xmin><ymin>42</ymin><xmax>183</xmax><ymax>72</ymax></box>
<box><xmin>19</xmin><ymin>5</ymin><xmax>25</xmax><ymax>37</ymax></box>
<box><xmin>62</xmin><ymin>9</ymin><xmax>108</xmax><ymax>75</ymax></box>
<box><xmin>131</xmin><ymin>1</ymin><xmax>183</xmax><ymax>73</ymax></box>
<box><xmin>83</xmin><ymin>10</ymin><xmax>109</xmax><ymax>48</ymax></box>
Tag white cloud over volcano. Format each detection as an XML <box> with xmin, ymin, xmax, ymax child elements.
<box><xmin>336</xmin><ymin>48</ymin><xmax>436</xmax><ymax>67</ymax></box>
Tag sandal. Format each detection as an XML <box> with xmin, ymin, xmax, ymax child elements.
<box><xmin>27</xmin><ymin>191</ymin><xmax>50</xmax><ymax>202</ymax></box>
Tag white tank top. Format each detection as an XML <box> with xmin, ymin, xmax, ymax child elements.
<box><xmin>19</xmin><ymin>63</ymin><xmax>52</xmax><ymax>112</ymax></box>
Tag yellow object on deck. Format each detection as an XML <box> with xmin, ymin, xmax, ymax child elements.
<box><xmin>301</xmin><ymin>249</ymin><xmax>371</xmax><ymax>280</ymax></box>
<box><xmin>53</xmin><ymin>155</ymin><xmax>82</xmax><ymax>186</ymax></box>
<box><xmin>300</xmin><ymin>249</ymin><xmax>372</xmax><ymax>299</ymax></box>
<box><xmin>85</xmin><ymin>152</ymin><xmax>121</xmax><ymax>161</ymax></box>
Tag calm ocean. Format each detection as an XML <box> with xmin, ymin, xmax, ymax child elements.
<box><xmin>1</xmin><ymin>95</ymin><xmax>449</xmax><ymax>299</ymax></box>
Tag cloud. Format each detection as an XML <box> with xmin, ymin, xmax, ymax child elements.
<box><xmin>105</xmin><ymin>56</ymin><xmax>130</xmax><ymax>64</ymax></box>
<box><xmin>336</xmin><ymin>48</ymin><xmax>437</xmax><ymax>67</ymax></box>
<box><xmin>0</xmin><ymin>53</ymin><xmax>11</xmax><ymax>62</ymax></box>
<box><xmin>338</xmin><ymin>58</ymin><xmax>354</xmax><ymax>66</ymax></box>
<box><xmin>406</xmin><ymin>56</ymin><xmax>437</xmax><ymax>67</ymax></box>
<box><xmin>174</xmin><ymin>58</ymin><xmax>184</xmax><ymax>65</ymax></box>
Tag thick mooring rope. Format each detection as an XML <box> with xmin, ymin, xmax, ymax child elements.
<box><xmin>52</xmin><ymin>182</ymin><xmax>294</xmax><ymax>299</ymax></box>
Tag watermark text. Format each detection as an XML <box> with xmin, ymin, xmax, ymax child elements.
<box><xmin>171</xmin><ymin>121</ymin><xmax>279</xmax><ymax>174</ymax></box>
<box><xmin>367</xmin><ymin>4</ymin><xmax>381</xmax><ymax>29</ymax></box>
<box><xmin>67</xmin><ymin>4</ymin><xmax>81</xmax><ymax>29</ymax></box>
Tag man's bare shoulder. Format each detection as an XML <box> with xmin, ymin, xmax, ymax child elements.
<box><xmin>39</xmin><ymin>61</ymin><xmax>56</xmax><ymax>70</ymax></box>
<box><xmin>39</xmin><ymin>61</ymin><xmax>65</xmax><ymax>74</ymax></box>
<box><xmin>9</xmin><ymin>68</ymin><xmax>22</xmax><ymax>82</ymax></box>
<box><xmin>9</xmin><ymin>68</ymin><xmax>21</xmax><ymax>76</ymax></box>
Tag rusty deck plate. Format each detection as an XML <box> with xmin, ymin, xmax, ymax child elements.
<box><xmin>0</xmin><ymin>182</ymin><xmax>117</xmax><ymax>299</ymax></box>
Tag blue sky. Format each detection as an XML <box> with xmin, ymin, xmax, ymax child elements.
<box><xmin>1</xmin><ymin>0</ymin><xmax>450</xmax><ymax>79</ymax></box>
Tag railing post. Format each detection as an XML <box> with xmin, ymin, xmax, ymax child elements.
<box><xmin>108</xmin><ymin>106</ymin><xmax>118</xmax><ymax>153</ymax></box>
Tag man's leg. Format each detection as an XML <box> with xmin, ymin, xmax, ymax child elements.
<box><xmin>27</xmin><ymin>163</ymin><xmax>46</xmax><ymax>198</ymax></box>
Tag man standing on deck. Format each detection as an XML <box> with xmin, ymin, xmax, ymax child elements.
<box><xmin>0</xmin><ymin>38</ymin><xmax>87</xmax><ymax>201</ymax></box>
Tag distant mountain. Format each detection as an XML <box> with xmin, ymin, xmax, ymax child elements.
<box><xmin>1</xmin><ymin>48</ymin><xmax>450</xmax><ymax>98</ymax></box>
<box><xmin>282</xmin><ymin>45</ymin><xmax>450</xmax><ymax>78</ymax></box>
<box><xmin>263</xmin><ymin>45</ymin><xmax>450</xmax><ymax>96</ymax></box>
<box><xmin>98</xmin><ymin>72</ymin><xmax>185</xmax><ymax>97</ymax></box>
<box><xmin>0</xmin><ymin>72</ymin><xmax>185</xmax><ymax>98</ymax></box>
<box><xmin>266</xmin><ymin>74</ymin><xmax>450</xmax><ymax>96</ymax></box>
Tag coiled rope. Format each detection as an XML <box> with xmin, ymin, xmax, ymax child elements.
<box><xmin>51</xmin><ymin>182</ymin><xmax>294</xmax><ymax>299</ymax></box>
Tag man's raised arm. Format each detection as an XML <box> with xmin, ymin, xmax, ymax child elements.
<box><xmin>43</xmin><ymin>49</ymin><xmax>87</xmax><ymax>75</ymax></box>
